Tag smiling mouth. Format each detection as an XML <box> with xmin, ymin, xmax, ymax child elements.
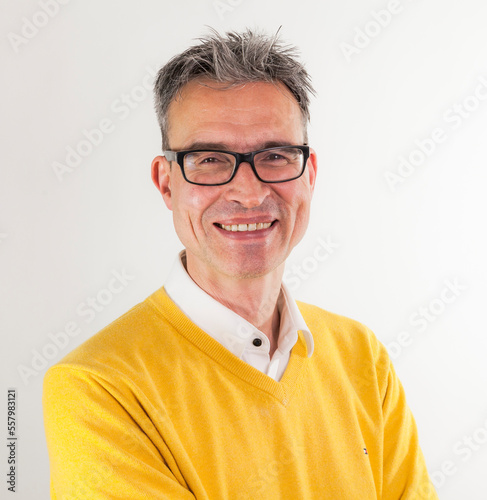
<box><xmin>215</xmin><ymin>222</ymin><xmax>274</xmax><ymax>232</ymax></box>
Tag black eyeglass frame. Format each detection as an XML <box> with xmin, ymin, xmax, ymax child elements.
<box><xmin>163</xmin><ymin>145</ymin><xmax>310</xmax><ymax>186</ymax></box>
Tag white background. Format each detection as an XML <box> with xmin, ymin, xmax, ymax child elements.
<box><xmin>1</xmin><ymin>0</ymin><xmax>487</xmax><ymax>498</ymax></box>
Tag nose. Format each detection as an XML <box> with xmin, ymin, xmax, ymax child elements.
<box><xmin>223</xmin><ymin>161</ymin><xmax>271</xmax><ymax>208</ymax></box>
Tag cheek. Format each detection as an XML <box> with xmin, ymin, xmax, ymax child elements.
<box><xmin>287</xmin><ymin>191</ymin><xmax>312</xmax><ymax>238</ymax></box>
<box><xmin>172</xmin><ymin>185</ymin><xmax>218</xmax><ymax>229</ymax></box>
<box><xmin>278</xmin><ymin>183</ymin><xmax>312</xmax><ymax>220</ymax></box>
<box><xmin>293</xmin><ymin>201</ymin><xmax>310</xmax><ymax>233</ymax></box>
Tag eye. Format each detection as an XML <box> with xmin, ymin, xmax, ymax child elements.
<box><xmin>258</xmin><ymin>151</ymin><xmax>292</xmax><ymax>165</ymax></box>
<box><xmin>265</xmin><ymin>153</ymin><xmax>286</xmax><ymax>161</ymax></box>
<box><xmin>200</xmin><ymin>156</ymin><xmax>223</xmax><ymax>164</ymax></box>
<box><xmin>186</xmin><ymin>152</ymin><xmax>233</xmax><ymax>169</ymax></box>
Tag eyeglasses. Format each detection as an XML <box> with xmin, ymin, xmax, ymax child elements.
<box><xmin>163</xmin><ymin>145</ymin><xmax>310</xmax><ymax>186</ymax></box>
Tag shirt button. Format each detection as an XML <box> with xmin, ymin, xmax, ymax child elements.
<box><xmin>252</xmin><ymin>338</ymin><xmax>263</xmax><ymax>347</ymax></box>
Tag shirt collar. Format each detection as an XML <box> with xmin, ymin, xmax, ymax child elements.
<box><xmin>164</xmin><ymin>250</ymin><xmax>314</xmax><ymax>358</ymax></box>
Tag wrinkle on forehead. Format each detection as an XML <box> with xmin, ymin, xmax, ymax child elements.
<box><xmin>166</xmin><ymin>79</ymin><xmax>305</xmax><ymax>150</ymax></box>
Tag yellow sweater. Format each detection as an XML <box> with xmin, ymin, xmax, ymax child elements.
<box><xmin>43</xmin><ymin>287</ymin><xmax>438</xmax><ymax>499</ymax></box>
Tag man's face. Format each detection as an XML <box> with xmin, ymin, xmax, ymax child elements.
<box><xmin>151</xmin><ymin>78</ymin><xmax>317</xmax><ymax>284</ymax></box>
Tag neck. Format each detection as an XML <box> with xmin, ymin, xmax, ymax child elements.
<box><xmin>185</xmin><ymin>253</ymin><xmax>283</xmax><ymax>354</ymax></box>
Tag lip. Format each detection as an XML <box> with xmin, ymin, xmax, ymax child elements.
<box><xmin>214</xmin><ymin>216</ymin><xmax>277</xmax><ymax>226</ymax></box>
<box><xmin>213</xmin><ymin>220</ymin><xmax>277</xmax><ymax>239</ymax></box>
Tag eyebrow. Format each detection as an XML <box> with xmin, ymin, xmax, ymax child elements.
<box><xmin>180</xmin><ymin>141</ymin><xmax>297</xmax><ymax>152</ymax></box>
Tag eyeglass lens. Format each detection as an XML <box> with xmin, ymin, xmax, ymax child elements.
<box><xmin>183</xmin><ymin>147</ymin><xmax>305</xmax><ymax>185</ymax></box>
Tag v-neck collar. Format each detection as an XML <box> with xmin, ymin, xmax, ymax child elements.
<box><xmin>148</xmin><ymin>287</ymin><xmax>310</xmax><ymax>406</ymax></box>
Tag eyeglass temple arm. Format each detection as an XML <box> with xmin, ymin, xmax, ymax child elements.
<box><xmin>163</xmin><ymin>151</ymin><xmax>177</xmax><ymax>162</ymax></box>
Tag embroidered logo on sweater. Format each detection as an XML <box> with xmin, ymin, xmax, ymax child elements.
<box><xmin>363</xmin><ymin>448</ymin><xmax>368</xmax><ymax>455</ymax></box>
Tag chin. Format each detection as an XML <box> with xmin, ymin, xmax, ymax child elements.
<box><xmin>218</xmin><ymin>256</ymin><xmax>281</xmax><ymax>281</ymax></box>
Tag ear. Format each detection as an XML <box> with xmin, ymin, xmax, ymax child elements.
<box><xmin>306</xmin><ymin>148</ymin><xmax>318</xmax><ymax>194</ymax></box>
<box><xmin>151</xmin><ymin>155</ymin><xmax>173</xmax><ymax>210</ymax></box>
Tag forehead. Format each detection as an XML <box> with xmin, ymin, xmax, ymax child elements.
<box><xmin>166</xmin><ymin>78</ymin><xmax>304</xmax><ymax>150</ymax></box>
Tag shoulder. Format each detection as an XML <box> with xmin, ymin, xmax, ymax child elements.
<box><xmin>297</xmin><ymin>301</ymin><xmax>393</xmax><ymax>402</ymax></box>
<box><xmin>44</xmin><ymin>287</ymin><xmax>179</xmax><ymax>384</ymax></box>
<box><xmin>297</xmin><ymin>301</ymin><xmax>377</xmax><ymax>343</ymax></box>
<box><xmin>297</xmin><ymin>301</ymin><xmax>388</xmax><ymax>367</ymax></box>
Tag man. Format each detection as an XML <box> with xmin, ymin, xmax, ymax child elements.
<box><xmin>43</xmin><ymin>29</ymin><xmax>438</xmax><ymax>499</ymax></box>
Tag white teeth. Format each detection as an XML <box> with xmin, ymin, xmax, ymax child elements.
<box><xmin>219</xmin><ymin>222</ymin><xmax>272</xmax><ymax>232</ymax></box>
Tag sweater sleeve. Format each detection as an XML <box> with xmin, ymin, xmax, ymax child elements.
<box><xmin>375</xmin><ymin>341</ymin><xmax>438</xmax><ymax>500</ymax></box>
<box><xmin>43</xmin><ymin>365</ymin><xmax>196</xmax><ymax>500</ymax></box>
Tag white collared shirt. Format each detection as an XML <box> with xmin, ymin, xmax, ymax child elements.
<box><xmin>164</xmin><ymin>251</ymin><xmax>314</xmax><ymax>381</ymax></box>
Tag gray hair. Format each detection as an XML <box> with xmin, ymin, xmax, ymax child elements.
<box><xmin>153</xmin><ymin>28</ymin><xmax>315</xmax><ymax>150</ymax></box>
